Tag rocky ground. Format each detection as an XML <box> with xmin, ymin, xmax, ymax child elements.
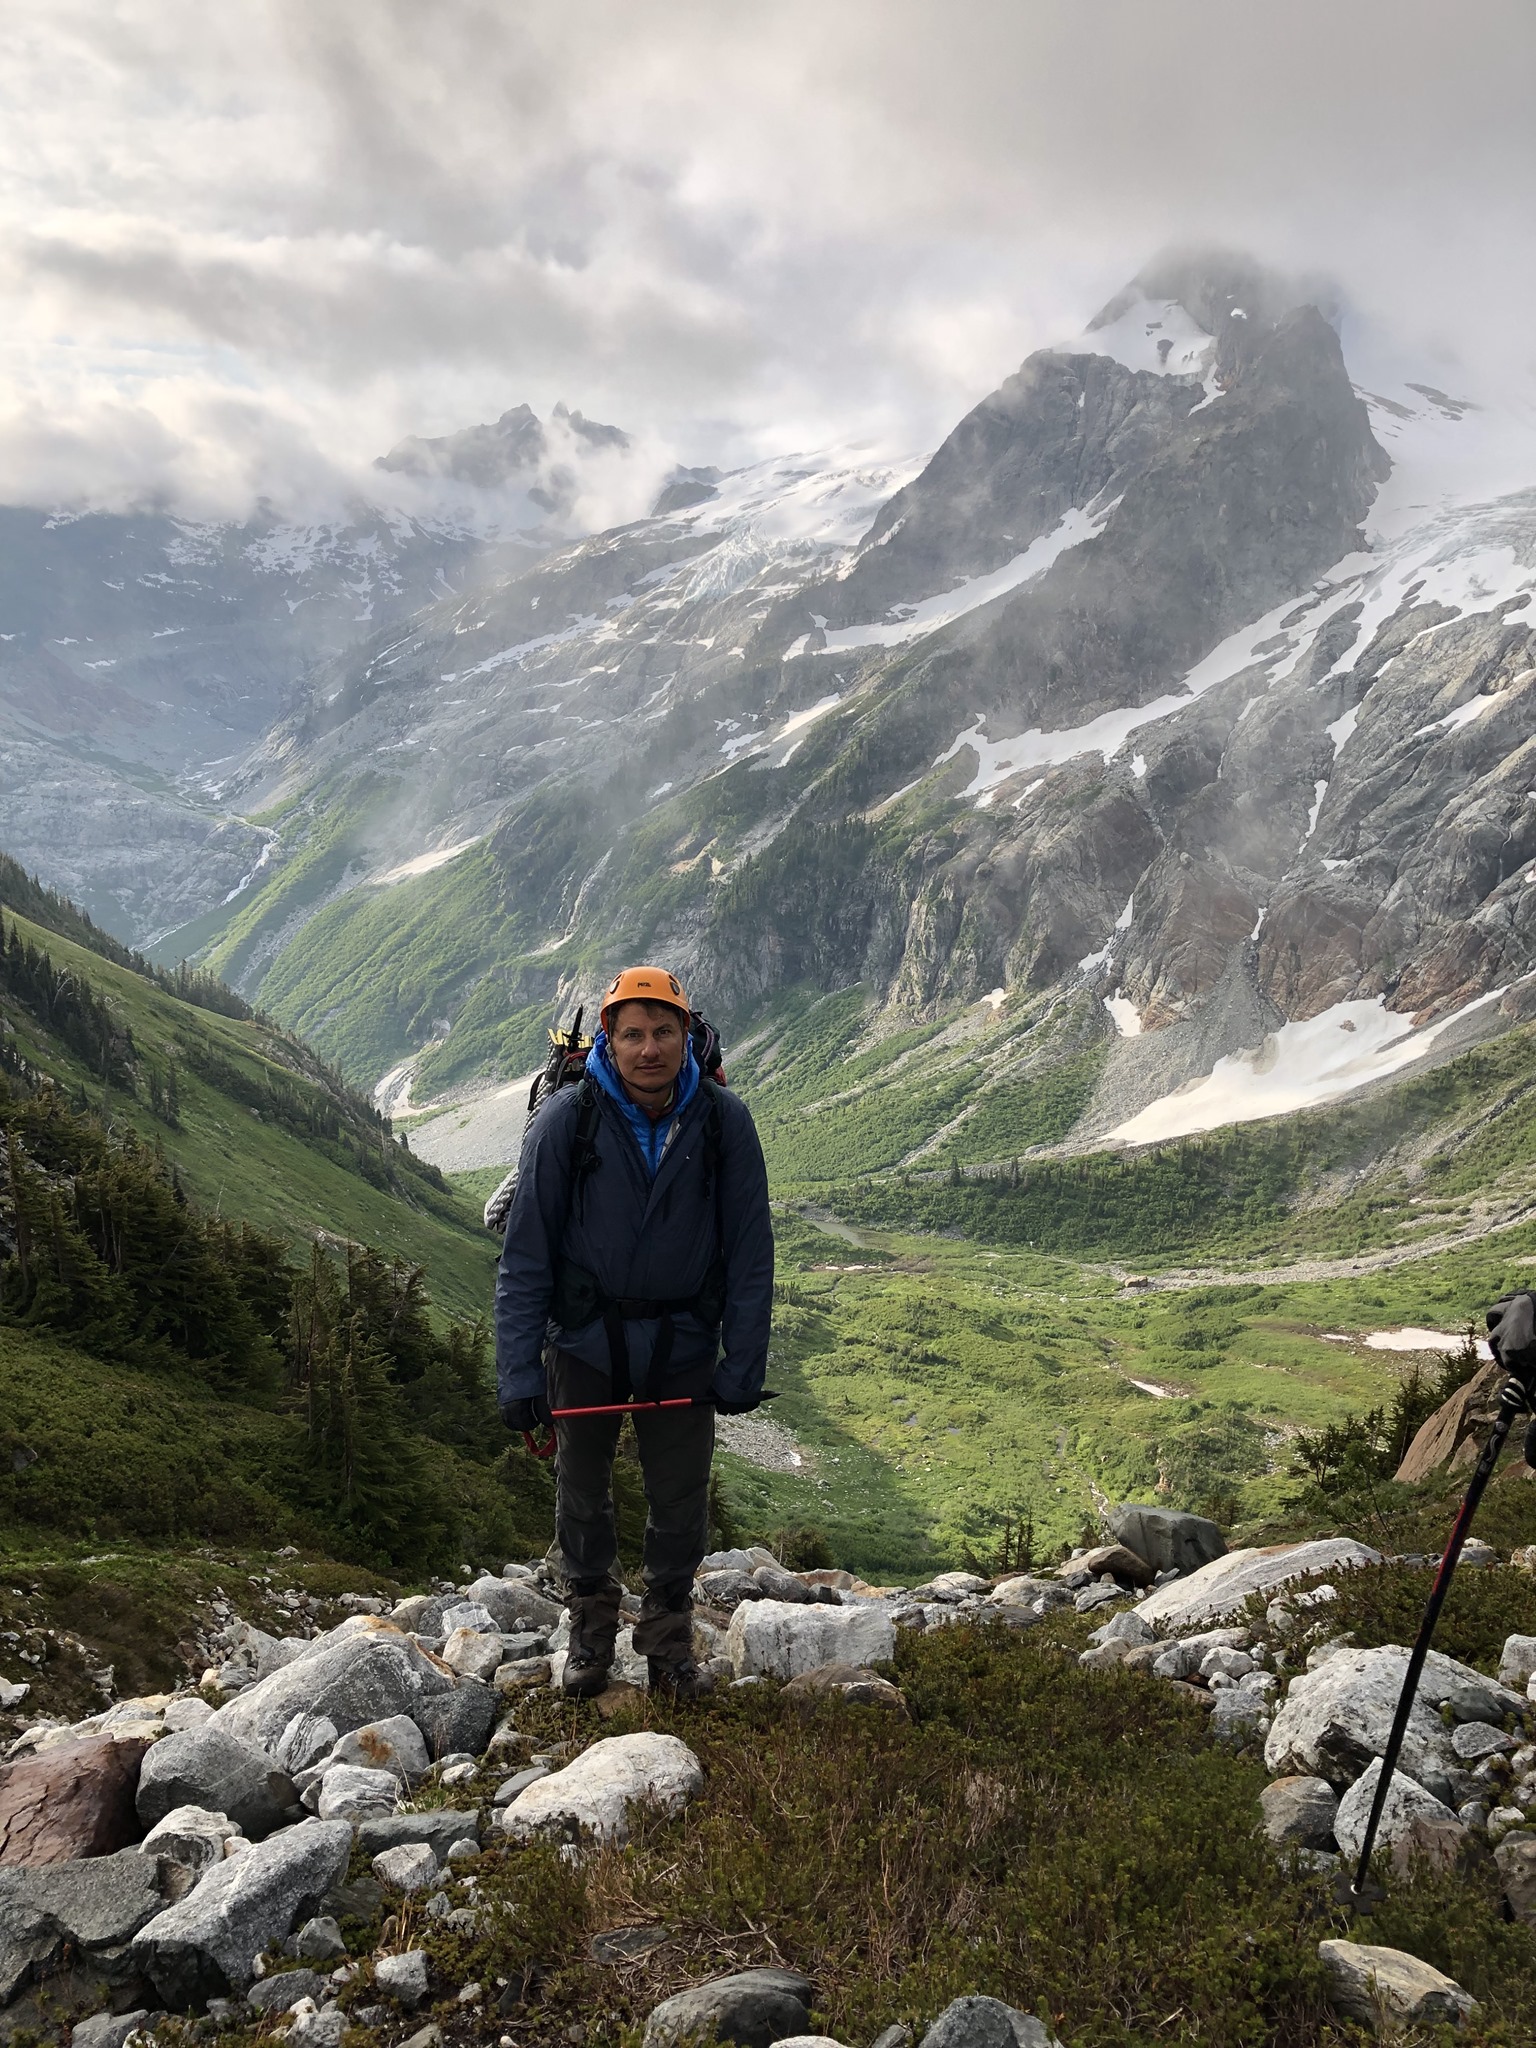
<box><xmin>3</xmin><ymin>1511</ymin><xmax>1536</xmax><ymax>2044</ymax></box>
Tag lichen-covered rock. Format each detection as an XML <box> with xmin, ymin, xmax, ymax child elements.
<box><xmin>504</xmin><ymin>1733</ymin><xmax>702</xmax><ymax>1847</ymax></box>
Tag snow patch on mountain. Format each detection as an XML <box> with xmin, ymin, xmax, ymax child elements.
<box><xmin>1108</xmin><ymin>988</ymin><xmax>1510</xmax><ymax>1146</ymax></box>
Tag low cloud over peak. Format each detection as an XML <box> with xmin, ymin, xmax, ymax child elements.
<box><xmin>1</xmin><ymin>0</ymin><xmax>1531</xmax><ymax>519</ymax></box>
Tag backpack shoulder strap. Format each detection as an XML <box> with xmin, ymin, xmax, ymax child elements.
<box><xmin>698</xmin><ymin>1077</ymin><xmax>726</xmax><ymax>1251</ymax></box>
<box><xmin>559</xmin><ymin>1077</ymin><xmax>602</xmax><ymax>1240</ymax></box>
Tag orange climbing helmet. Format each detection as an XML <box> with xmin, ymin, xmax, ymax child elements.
<box><xmin>599</xmin><ymin>964</ymin><xmax>690</xmax><ymax>1033</ymax></box>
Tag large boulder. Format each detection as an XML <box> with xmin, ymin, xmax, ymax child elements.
<box><xmin>0</xmin><ymin>1848</ymin><xmax>176</xmax><ymax>2006</ymax></box>
<box><xmin>130</xmin><ymin>1816</ymin><xmax>353</xmax><ymax>2008</ymax></box>
<box><xmin>213</xmin><ymin>1620</ymin><xmax>456</xmax><ymax>1758</ymax></box>
<box><xmin>137</xmin><ymin>1722</ymin><xmax>294</xmax><ymax>1841</ymax></box>
<box><xmin>504</xmin><ymin>1734</ymin><xmax>703</xmax><ymax>1847</ymax></box>
<box><xmin>643</xmin><ymin>1966</ymin><xmax>813</xmax><ymax>2048</ymax></box>
<box><xmin>1106</xmin><ymin>1506</ymin><xmax>1226</xmax><ymax>1577</ymax></box>
<box><xmin>1264</xmin><ymin>1645</ymin><xmax>1524</xmax><ymax>1796</ymax></box>
<box><xmin>1317</xmin><ymin>1939</ymin><xmax>1475</xmax><ymax>2030</ymax></box>
<box><xmin>0</xmin><ymin>1735</ymin><xmax>151</xmax><ymax>1867</ymax></box>
<box><xmin>1394</xmin><ymin>1359</ymin><xmax>1505</xmax><ymax>1482</ymax></box>
<box><xmin>1135</xmin><ymin>1540</ymin><xmax>1381</xmax><ymax>1632</ymax></box>
<box><xmin>321</xmin><ymin>1716</ymin><xmax>430</xmax><ymax>1784</ymax></box>
<box><xmin>919</xmin><ymin>1995</ymin><xmax>1063</xmax><ymax>2048</ymax></box>
<box><xmin>1333</xmin><ymin>1760</ymin><xmax>1468</xmax><ymax>1876</ymax></box>
<box><xmin>725</xmin><ymin>1600</ymin><xmax>896</xmax><ymax>1679</ymax></box>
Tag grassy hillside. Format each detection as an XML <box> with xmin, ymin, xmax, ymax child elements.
<box><xmin>0</xmin><ymin>878</ymin><xmax>493</xmax><ymax>1320</ymax></box>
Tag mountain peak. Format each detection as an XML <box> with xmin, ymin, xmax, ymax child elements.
<box><xmin>375</xmin><ymin>401</ymin><xmax>630</xmax><ymax>487</ymax></box>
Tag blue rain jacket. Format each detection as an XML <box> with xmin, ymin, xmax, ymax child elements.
<box><xmin>494</xmin><ymin>1037</ymin><xmax>774</xmax><ymax>1407</ymax></box>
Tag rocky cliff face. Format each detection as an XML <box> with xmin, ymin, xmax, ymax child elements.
<box><xmin>11</xmin><ymin>252</ymin><xmax>1536</xmax><ymax>1152</ymax></box>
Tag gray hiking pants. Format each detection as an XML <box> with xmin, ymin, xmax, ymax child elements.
<box><xmin>549</xmin><ymin>1348</ymin><xmax>714</xmax><ymax>1652</ymax></box>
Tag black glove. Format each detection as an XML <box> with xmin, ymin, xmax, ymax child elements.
<box><xmin>712</xmin><ymin>1391</ymin><xmax>762</xmax><ymax>1416</ymax></box>
<box><xmin>1488</xmin><ymin>1293</ymin><xmax>1536</xmax><ymax>1388</ymax></box>
<box><xmin>500</xmin><ymin>1395</ymin><xmax>552</xmax><ymax>1432</ymax></box>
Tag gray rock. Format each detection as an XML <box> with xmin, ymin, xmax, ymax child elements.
<box><xmin>1495</xmin><ymin>1832</ymin><xmax>1536</xmax><ymax>1923</ymax></box>
<box><xmin>506</xmin><ymin>1733</ymin><xmax>703</xmax><ymax>1848</ymax></box>
<box><xmin>289</xmin><ymin>2000</ymin><xmax>348</xmax><ymax>2048</ymax></box>
<box><xmin>493</xmin><ymin>1765</ymin><xmax>550</xmax><ymax>1805</ymax></box>
<box><xmin>248</xmin><ymin>1967</ymin><xmax>327</xmax><ymax>2014</ymax></box>
<box><xmin>590</xmin><ymin>1924</ymin><xmax>671</xmax><ymax>1964</ymax></box>
<box><xmin>375</xmin><ymin>1949</ymin><xmax>430</xmax><ymax>2008</ymax></box>
<box><xmin>751</xmin><ymin>1564</ymin><xmax>813</xmax><ymax>1603</ymax></box>
<box><xmin>70</xmin><ymin>2010</ymin><xmax>151</xmax><ymax>2048</ymax></box>
<box><xmin>643</xmin><ymin>1966</ymin><xmax>813</xmax><ymax>2048</ymax></box>
<box><xmin>315</xmin><ymin>1764</ymin><xmax>398</xmax><ymax>1821</ymax></box>
<box><xmin>696</xmin><ymin>1570</ymin><xmax>761</xmax><ymax>1608</ymax></box>
<box><xmin>1451</xmin><ymin>1721</ymin><xmax>1518</xmax><ymax>1762</ymax></box>
<box><xmin>1317</xmin><ymin>1939</ymin><xmax>1476</xmax><ymax>2030</ymax></box>
<box><xmin>464</xmin><ymin>1576</ymin><xmax>563</xmax><ymax>1633</ymax></box>
<box><xmin>1499</xmin><ymin>1634</ymin><xmax>1536</xmax><ymax>1690</ymax></box>
<box><xmin>214</xmin><ymin>1622</ymin><xmax>456</xmax><ymax>1757</ymax></box>
<box><xmin>919</xmin><ymin>1995</ymin><xmax>1063</xmax><ymax>2048</ymax></box>
<box><xmin>292</xmin><ymin>1914</ymin><xmax>346</xmax><ymax>1960</ymax></box>
<box><xmin>1086</xmin><ymin>1610</ymin><xmax>1154</xmax><ymax>1649</ymax></box>
<box><xmin>319</xmin><ymin>1874</ymin><xmax>385</xmax><ymax>1923</ymax></box>
<box><xmin>136</xmin><ymin>1723</ymin><xmax>294</xmax><ymax>1841</ymax></box>
<box><xmin>1209</xmin><ymin>1691</ymin><xmax>1269</xmax><ymax>1744</ymax></box>
<box><xmin>1260</xmin><ymin>1776</ymin><xmax>1338</xmax><ymax>1848</ymax></box>
<box><xmin>355</xmin><ymin>1809</ymin><xmax>481</xmax><ymax>1863</ymax></box>
<box><xmin>870</xmin><ymin>2027</ymin><xmax>913</xmax><ymax>2048</ymax></box>
<box><xmin>0</xmin><ymin>1849</ymin><xmax>176</xmax><ymax>2006</ymax></box>
<box><xmin>130</xmin><ymin>1817</ymin><xmax>353</xmax><ymax>2008</ymax></box>
<box><xmin>1264</xmin><ymin>1645</ymin><xmax>1524</xmax><ymax>1795</ymax></box>
<box><xmin>1106</xmin><ymin>1506</ymin><xmax>1227</xmax><ymax>1577</ymax></box>
<box><xmin>1137</xmin><ymin>1540</ymin><xmax>1380</xmax><ymax>1632</ymax></box>
<box><xmin>274</xmin><ymin>1713</ymin><xmax>340</xmax><ymax>1775</ymax></box>
<box><xmin>413</xmin><ymin>1680</ymin><xmax>498</xmax><ymax>1760</ymax></box>
<box><xmin>1334</xmin><ymin>1760</ymin><xmax>1467</xmax><ymax>1875</ymax></box>
<box><xmin>372</xmin><ymin>1843</ymin><xmax>437</xmax><ymax>1894</ymax></box>
<box><xmin>1200</xmin><ymin>1647</ymin><xmax>1254</xmax><ymax>1681</ymax></box>
<box><xmin>139</xmin><ymin>1805</ymin><xmax>243</xmax><ymax>1881</ymax></box>
<box><xmin>323</xmin><ymin>1715</ymin><xmax>431</xmax><ymax>1784</ymax></box>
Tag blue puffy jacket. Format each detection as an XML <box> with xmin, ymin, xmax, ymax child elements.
<box><xmin>494</xmin><ymin>1037</ymin><xmax>774</xmax><ymax>1408</ymax></box>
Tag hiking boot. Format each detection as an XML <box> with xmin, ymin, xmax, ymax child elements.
<box><xmin>647</xmin><ymin>1655</ymin><xmax>717</xmax><ymax>1702</ymax></box>
<box><xmin>561</xmin><ymin>1576</ymin><xmax>623</xmax><ymax>1697</ymax></box>
<box><xmin>561</xmin><ymin>1647</ymin><xmax>614</xmax><ymax>1698</ymax></box>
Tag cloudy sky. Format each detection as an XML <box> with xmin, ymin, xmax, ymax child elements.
<box><xmin>2</xmin><ymin>0</ymin><xmax>1531</xmax><ymax>515</ymax></box>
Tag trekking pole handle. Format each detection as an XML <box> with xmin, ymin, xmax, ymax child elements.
<box><xmin>1349</xmin><ymin>1372</ymin><xmax>1529</xmax><ymax>1902</ymax></box>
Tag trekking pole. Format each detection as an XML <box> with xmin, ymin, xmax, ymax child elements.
<box><xmin>521</xmin><ymin>1390</ymin><xmax>778</xmax><ymax>1459</ymax></box>
<box><xmin>1349</xmin><ymin>1357</ymin><xmax>1531</xmax><ymax>1905</ymax></box>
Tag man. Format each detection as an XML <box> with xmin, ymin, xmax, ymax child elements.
<box><xmin>495</xmin><ymin>966</ymin><xmax>773</xmax><ymax>1699</ymax></box>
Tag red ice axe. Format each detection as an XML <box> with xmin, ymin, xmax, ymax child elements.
<box><xmin>521</xmin><ymin>1391</ymin><xmax>777</xmax><ymax>1459</ymax></box>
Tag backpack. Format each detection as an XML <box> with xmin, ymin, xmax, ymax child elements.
<box><xmin>483</xmin><ymin>1003</ymin><xmax>726</xmax><ymax>1233</ymax></box>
